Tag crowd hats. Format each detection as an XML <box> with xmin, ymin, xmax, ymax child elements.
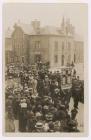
<box><xmin>35</xmin><ymin>122</ymin><xmax>44</xmax><ymax>129</ymax></box>
<box><xmin>54</xmin><ymin>88</ymin><xmax>60</xmax><ymax>93</ymax></box>
<box><xmin>8</xmin><ymin>95</ymin><xmax>13</xmax><ymax>99</ymax></box>
<box><xmin>37</xmin><ymin>104</ymin><xmax>42</xmax><ymax>110</ymax></box>
<box><xmin>20</xmin><ymin>98</ymin><xmax>27</xmax><ymax>108</ymax></box>
<box><xmin>43</xmin><ymin>105</ymin><xmax>49</xmax><ymax>110</ymax></box>
<box><xmin>43</xmin><ymin>96</ymin><xmax>49</xmax><ymax>101</ymax></box>
<box><xmin>71</xmin><ymin>108</ymin><xmax>78</xmax><ymax>115</ymax></box>
<box><xmin>27</xmin><ymin>111</ymin><xmax>35</xmax><ymax>119</ymax></box>
<box><xmin>45</xmin><ymin>113</ymin><xmax>53</xmax><ymax>121</ymax></box>
<box><xmin>36</xmin><ymin>112</ymin><xmax>42</xmax><ymax>117</ymax></box>
<box><xmin>45</xmin><ymin>75</ymin><xmax>48</xmax><ymax>77</ymax></box>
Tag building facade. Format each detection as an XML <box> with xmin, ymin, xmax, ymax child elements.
<box><xmin>5</xmin><ymin>18</ymin><xmax>84</xmax><ymax>69</ymax></box>
<box><xmin>11</xmin><ymin>24</ymin><xmax>30</xmax><ymax>64</ymax></box>
<box><xmin>5</xmin><ymin>29</ymin><xmax>13</xmax><ymax>65</ymax></box>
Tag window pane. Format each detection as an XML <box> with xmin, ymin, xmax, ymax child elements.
<box><xmin>62</xmin><ymin>42</ymin><xmax>64</xmax><ymax>53</ymax></box>
<box><xmin>35</xmin><ymin>41</ymin><xmax>40</xmax><ymax>50</ymax></box>
<box><xmin>61</xmin><ymin>55</ymin><xmax>64</xmax><ymax>66</ymax></box>
<box><xmin>54</xmin><ymin>55</ymin><xmax>58</xmax><ymax>63</ymax></box>
<box><xmin>54</xmin><ymin>41</ymin><xmax>58</xmax><ymax>51</ymax></box>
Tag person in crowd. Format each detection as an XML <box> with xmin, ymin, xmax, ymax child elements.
<box><xmin>5</xmin><ymin>106</ymin><xmax>15</xmax><ymax>132</ymax></box>
<box><xmin>5</xmin><ymin>63</ymin><xmax>83</xmax><ymax>132</ymax></box>
<box><xmin>66</xmin><ymin>108</ymin><xmax>79</xmax><ymax>132</ymax></box>
<box><xmin>72</xmin><ymin>76</ymin><xmax>82</xmax><ymax>109</ymax></box>
<box><xmin>19</xmin><ymin>98</ymin><xmax>28</xmax><ymax>132</ymax></box>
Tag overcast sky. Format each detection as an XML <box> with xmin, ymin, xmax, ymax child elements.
<box><xmin>3</xmin><ymin>3</ymin><xmax>88</xmax><ymax>39</ymax></box>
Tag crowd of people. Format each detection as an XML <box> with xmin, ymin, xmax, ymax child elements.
<box><xmin>5</xmin><ymin>63</ymin><xmax>84</xmax><ymax>132</ymax></box>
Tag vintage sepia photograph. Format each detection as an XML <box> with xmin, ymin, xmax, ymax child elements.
<box><xmin>3</xmin><ymin>2</ymin><xmax>88</xmax><ymax>136</ymax></box>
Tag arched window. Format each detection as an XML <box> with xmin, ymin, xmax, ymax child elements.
<box><xmin>54</xmin><ymin>41</ymin><xmax>58</xmax><ymax>52</ymax></box>
<box><xmin>74</xmin><ymin>54</ymin><xmax>76</xmax><ymax>63</ymax></box>
<box><xmin>68</xmin><ymin>42</ymin><xmax>71</xmax><ymax>53</ymax></box>
<box><xmin>54</xmin><ymin>55</ymin><xmax>58</xmax><ymax>63</ymax></box>
<box><xmin>62</xmin><ymin>55</ymin><xmax>64</xmax><ymax>66</ymax></box>
<box><xmin>62</xmin><ymin>42</ymin><xmax>64</xmax><ymax>53</ymax></box>
<box><xmin>22</xmin><ymin>56</ymin><xmax>25</xmax><ymax>63</ymax></box>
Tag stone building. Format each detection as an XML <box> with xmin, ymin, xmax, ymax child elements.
<box><xmin>11</xmin><ymin>23</ymin><xmax>30</xmax><ymax>64</ymax></box>
<box><xmin>5</xmin><ymin>18</ymin><xmax>84</xmax><ymax>69</ymax></box>
<box><xmin>74</xmin><ymin>39</ymin><xmax>84</xmax><ymax>64</ymax></box>
<box><xmin>5</xmin><ymin>28</ymin><xmax>13</xmax><ymax>64</ymax></box>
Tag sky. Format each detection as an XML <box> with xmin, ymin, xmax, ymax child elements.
<box><xmin>3</xmin><ymin>3</ymin><xmax>88</xmax><ymax>39</ymax></box>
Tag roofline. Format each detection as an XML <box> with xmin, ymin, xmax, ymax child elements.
<box><xmin>74</xmin><ymin>40</ymin><xmax>83</xmax><ymax>43</ymax></box>
<box><xmin>24</xmin><ymin>33</ymin><xmax>74</xmax><ymax>38</ymax></box>
<box><xmin>5</xmin><ymin>37</ymin><xmax>11</xmax><ymax>39</ymax></box>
